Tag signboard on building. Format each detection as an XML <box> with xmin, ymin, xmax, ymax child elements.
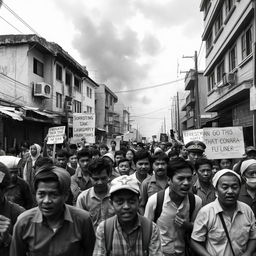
<box><xmin>47</xmin><ymin>126</ymin><xmax>65</xmax><ymax>144</ymax></box>
<box><xmin>160</xmin><ymin>133</ymin><xmax>168</xmax><ymax>142</ymax></box>
<box><xmin>73</xmin><ymin>113</ymin><xmax>95</xmax><ymax>144</ymax></box>
<box><xmin>183</xmin><ymin>127</ymin><xmax>245</xmax><ymax>159</ymax></box>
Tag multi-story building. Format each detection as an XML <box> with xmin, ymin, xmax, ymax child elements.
<box><xmin>95</xmin><ymin>84</ymin><xmax>120</xmax><ymax>140</ymax></box>
<box><xmin>181</xmin><ymin>69</ymin><xmax>217</xmax><ymax>131</ymax></box>
<box><xmin>200</xmin><ymin>0</ymin><xmax>254</xmax><ymax>145</ymax></box>
<box><xmin>0</xmin><ymin>34</ymin><xmax>98</xmax><ymax>149</ymax></box>
<box><xmin>115</xmin><ymin>102</ymin><xmax>130</xmax><ymax>134</ymax></box>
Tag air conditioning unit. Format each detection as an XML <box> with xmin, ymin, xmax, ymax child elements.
<box><xmin>227</xmin><ymin>73</ymin><xmax>236</xmax><ymax>85</ymax></box>
<box><xmin>33</xmin><ymin>82</ymin><xmax>51</xmax><ymax>99</ymax></box>
<box><xmin>66</xmin><ymin>101</ymin><xmax>73</xmax><ymax>112</ymax></box>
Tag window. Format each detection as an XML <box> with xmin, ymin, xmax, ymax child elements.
<box><xmin>214</xmin><ymin>11</ymin><xmax>223</xmax><ymax>37</ymax></box>
<box><xmin>229</xmin><ymin>45</ymin><xmax>237</xmax><ymax>71</ymax></box>
<box><xmin>65</xmin><ymin>71</ymin><xmax>72</xmax><ymax>86</ymax></box>
<box><xmin>217</xmin><ymin>60</ymin><xmax>225</xmax><ymax>83</ymax></box>
<box><xmin>87</xmin><ymin>106</ymin><xmax>92</xmax><ymax>113</ymax></box>
<box><xmin>110</xmin><ymin>96</ymin><xmax>113</xmax><ymax>106</ymax></box>
<box><xmin>225</xmin><ymin>0</ymin><xmax>234</xmax><ymax>15</ymax></box>
<box><xmin>204</xmin><ymin>0</ymin><xmax>211</xmax><ymax>18</ymax></box>
<box><xmin>242</xmin><ymin>26</ymin><xmax>252</xmax><ymax>60</ymax></box>
<box><xmin>208</xmin><ymin>71</ymin><xmax>215</xmax><ymax>91</ymax></box>
<box><xmin>87</xmin><ymin>87</ymin><xmax>92</xmax><ymax>98</ymax></box>
<box><xmin>105</xmin><ymin>94</ymin><xmax>109</xmax><ymax>106</ymax></box>
<box><xmin>56</xmin><ymin>93</ymin><xmax>62</xmax><ymax>108</ymax></box>
<box><xmin>74</xmin><ymin>77</ymin><xmax>81</xmax><ymax>92</ymax></box>
<box><xmin>56</xmin><ymin>64</ymin><xmax>62</xmax><ymax>81</ymax></box>
<box><xmin>33</xmin><ymin>58</ymin><xmax>44</xmax><ymax>77</ymax></box>
<box><xmin>206</xmin><ymin>32</ymin><xmax>213</xmax><ymax>51</ymax></box>
<box><xmin>74</xmin><ymin>100</ymin><xmax>82</xmax><ymax>113</ymax></box>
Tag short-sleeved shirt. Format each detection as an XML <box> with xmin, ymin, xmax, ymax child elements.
<box><xmin>144</xmin><ymin>187</ymin><xmax>202</xmax><ymax>255</ymax></box>
<box><xmin>76</xmin><ymin>186</ymin><xmax>115</xmax><ymax>230</ymax></box>
<box><xmin>10</xmin><ymin>204</ymin><xmax>96</xmax><ymax>256</ymax></box>
<box><xmin>93</xmin><ymin>214</ymin><xmax>163</xmax><ymax>256</ymax></box>
<box><xmin>130</xmin><ymin>172</ymin><xmax>151</xmax><ymax>188</ymax></box>
<box><xmin>192</xmin><ymin>199</ymin><xmax>256</xmax><ymax>256</ymax></box>
<box><xmin>238</xmin><ymin>184</ymin><xmax>256</xmax><ymax>217</ymax></box>
<box><xmin>192</xmin><ymin>179</ymin><xmax>216</xmax><ymax>206</ymax></box>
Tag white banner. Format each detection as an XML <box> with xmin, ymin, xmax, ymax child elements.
<box><xmin>183</xmin><ymin>129</ymin><xmax>204</xmax><ymax>144</ymax></box>
<box><xmin>47</xmin><ymin>126</ymin><xmax>65</xmax><ymax>144</ymax></box>
<box><xmin>73</xmin><ymin>113</ymin><xmax>95</xmax><ymax>144</ymax></box>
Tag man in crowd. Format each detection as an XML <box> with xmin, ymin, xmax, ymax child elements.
<box><xmin>116</xmin><ymin>158</ymin><xmax>131</xmax><ymax>176</ymax></box>
<box><xmin>71</xmin><ymin>149</ymin><xmax>93</xmax><ymax>203</ymax></box>
<box><xmin>191</xmin><ymin>169</ymin><xmax>256</xmax><ymax>256</ymax></box>
<box><xmin>140</xmin><ymin>152</ymin><xmax>169</xmax><ymax>214</ymax></box>
<box><xmin>185</xmin><ymin>140</ymin><xmax>206</xmax><ymax>165</ymax></box>
<box><xmin>56</xmin><ymin>149</ymin><xmax>75</xmax><ymax>176</ymax></box>
<box><xmin>192</xmin><ymin>158</ymin><xmax>216</xmax><ymax>206</ymax></box>
<box><xmin>93</xmin><ymin>175</ymin><xmax>162</xmax><ymax>256</ymax></box>
<box><xmin>76</xmin><ymin>158</ymin><xmax>115</xmax><ymax>230</ymax></box>
<box><xmin>144</xmin><ymin>157</ymin><xmax>202</xmax><ymax>256</ymax></box>
<box><xmin>11</xmin><ymin>165</ymin><xmax>95</xmax><ymax>256</ymax></box>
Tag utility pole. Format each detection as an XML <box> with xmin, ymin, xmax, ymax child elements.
<box><xmin>253</xmin><ymin>0</ymin><xmax>256</xmax><ymax>146</ymax></box>
<box><xmin>176</xmin><ymin>92</ymin><xmax>181</xmax><ymax>139</ymax></box>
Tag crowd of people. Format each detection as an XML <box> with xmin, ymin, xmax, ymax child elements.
<box><xmin>0</xmin><ymin>137</ymin><xmax>256</xmax><ymax>256</ymax></box>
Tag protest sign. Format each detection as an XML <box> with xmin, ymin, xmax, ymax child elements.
<box><xmin>73</xmin><ymin>113</ymin><xmax>95</xmax><ymax>144</ymax></box>
<box><xmin>203</xmin><ymin>126</ymin><xmax>245</xmax><ymax>159</ymax></box>
<box><xmin>47</xmin><ymin>126</ymin><xmax>65</xmax><ymax>144</ymax></box>
<box><xmin>183</xmin><ymin>129</ymin><xmax>204</xmax><ymax>144</ymax></box>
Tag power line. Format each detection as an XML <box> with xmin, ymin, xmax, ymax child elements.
<box><xmin>130</xmin><ymin>106</ymin><xmax>169</xmax><ymax>117</ymax></box>
<box><xmin>0</xmin><ymin>15</ymin><xmax>23</xmax><ymax>33</ymax></box>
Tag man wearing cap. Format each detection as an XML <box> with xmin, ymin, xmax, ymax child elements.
<box><xmin>239</xmin><ymin>159</ymin><xmax>256</xmax><ymax>217</ymax></box>
<box><xmin>185</xmin><ymin>140</ymin><xmax>206</xmax><ymax>165</ymax></box>
<box><xmin>191</xmin><ymin>169</ymin><xmax>256</xmax><ymax>256</ymax></box>
<box><xmin>93</xmin><ymin>175</ymin><xmax>162</xmax><ymax>256</ymax></box>
<box><xmin>11</xmin><ymin>165</ymin><xmax>95</xmax><ymax>256</ymax></box>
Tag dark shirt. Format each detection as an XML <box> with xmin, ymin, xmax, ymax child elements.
<box><xmin>10</xmin><ymin>204</ymin><xmax>96</xmax><ymax>256</ymax></box>
<box><xmin>5</xmin><ymin>177</ymin><xmax>33</xmax><ymax>209</ymax></box>
<box><xmin>0</xmin><ymin>197</ymin><xmax>25</xmax><ymax>256</ymax></box>
<box><xmin>238</xmin><ymin>184</ymin><xmax>256</xmax><ymax>217</ymax></box>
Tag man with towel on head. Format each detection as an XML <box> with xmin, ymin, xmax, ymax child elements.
<box><xmin>10</xmin><ymin>165</ymin><xmax>95</xmax><ymax>256</ymax></box>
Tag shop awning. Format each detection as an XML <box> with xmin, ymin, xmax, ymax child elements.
<box><xmin>0</xmin><ymin>106</ymin><xmax>23</xmax><ymax>121</ymax></box>
<box><xmin>23</xmin><ymin>106</ymin><xmax>59</xmax><ymax>118</ymax></box>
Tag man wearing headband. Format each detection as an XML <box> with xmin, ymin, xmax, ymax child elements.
<box><xmin>191</xmin><ymin>169</ymin><xmax>256</xmax><ymax>256</ymax></box>
<box><xmin>11</xmin><ymin>165</ymin><xmax>95</xmax><ymax>256</ymax></box>
<box><xmin>238</xmin><ymin>159</ymin><xmax>256</xmax><ymax>217</ymax></box>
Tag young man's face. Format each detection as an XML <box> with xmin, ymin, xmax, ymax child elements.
<box><xmin>219</xmin><ymin>159</ymin><xmax>232</xmax><ymax>170</ymax></box>
<box><xmin>135</xmin><ymin>158</ymin><xmax>150</xmax><ymax>175</ymax></box>
<box><xmin>56</xmin><ymin>156</ymin><xmax>68</xmax><ymax>169</ymax></box>
<box><xmin>216</xmin><ymin>175</ymin><xmax>240</xmax><ymax>208</ymax></box>
<box><xmin>115</xmin><ymin>154</ymin><xmax>124</xmax><ymax>165</ymax></box>
<box><xmin>126</xmin><ymin>151</ymin><xmax>134</xmax><ymax>161</ymax></box>
<box><xmin>170</xmin><ymin>167</ymin><xmax>193</xmax><ymax>197</ymax></box>
<box><xmin>36</xmin><ymin>181</ymin><xmax>66</xmax><ymax>220</ymax></box>
<box><xmin>118</xmin><ymin>161</ymin><xmax>130</xmax><ymax>176</ymax></box>
<box><xmin>197</xmin><ymin>164</ymin><xmax>213</xmax><ymax>184</ymax></box>
<box><xmin>100</xmin><ymin>147</ymin><xmax>108</xmax><ymax>156</ymax></box>
<box><xmin>111</xmin><ymin>190</ymin><xmax>139</xmax><ymax>224</ymax></box>
<box><xmin>69</xmin><ymin>155</ymin><xmax>77</xmax><ymax>168</ymax></box>
<box><xmin>188</xmin><ymin>151</ymin><xmax>203</xmax><ymax>164</ymax></box>
<box><xmin>91</xmin><ymin>169</ymin><xmax>109</xmax><ymax>192</ymax></box>
<box><xmin>78</xmin><ymin>156</ymin><xmax>91</xmax><ymax>171</ymax></box>
<box><xmin>153</xmin><ymin>160</ymin><xmax>167</xmax><ymax>177</ymax></box>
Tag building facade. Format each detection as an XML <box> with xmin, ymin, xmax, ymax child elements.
<box><xmin>0</xmin><ymin>34</ymin><xmax>98</xmax><ymax>150</ymax></box>
<box><xmin>115</xmin><ymin>102</ymin><xmax>130</xmax><ymax>134</ymax></box>
<box><xmin>200</xmin><ymin>0</ymin><xmax>255</xmax><ymax>146</ymax></box>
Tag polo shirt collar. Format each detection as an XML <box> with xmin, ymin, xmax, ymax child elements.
<box><xmin>213</xmin><ymin>198</ymin><xmax>244</xmax><ymax>214</ymax></box>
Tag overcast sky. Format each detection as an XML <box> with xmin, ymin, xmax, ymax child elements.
<box><xmin>0</xmin><ymin>0</ymin><xmax>205</xmax><ymax>139</ymax></box>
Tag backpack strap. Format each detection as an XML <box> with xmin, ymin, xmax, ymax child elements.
<box><xmin>104</xmin><ymin>216</ymin><xmax>115</xmax><ymax>256</ymax></box>
<box><xmin>140</xmin><ymin>216</ymin><xmax>153</xmax><ymax>256</ymax></box>
<box><xmin>188</xmin><ymin>192</ymin><xmax>195</xmax><ymax>221</ymax></box>
<box><xmin>154</xmin><ymin>189</ymin><xmax>165</xmax><ymax>223</ymax></box>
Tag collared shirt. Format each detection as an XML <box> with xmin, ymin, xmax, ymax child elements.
<box><xmin>140</xmin><ymin>174</ymin><xmax>168</xmax><ymax>212</ymax></box>
<box><xmin>144</xmin><ymin>187</ymin><xmax>202</xmax><ymax>256</ymax></box>
<box><xmin>192</xmin><ymin>199</ymin><xmax>256</xmax><ymax>256</ymax></box>
<box><xmin>71</xmin><ymin>167</ymin><xmax>93</xmax><ymax>203</ymax></box>
<box><xmin>10</xmin><ymin>204</ymin><xmax>95</xmax><ymax>256</ymax></box>
<box><xmin>130</xmin><ymin>172</ymin><xmax>151</xmax><ymax>187</ymax></box>
<box><xmin>238</xmin><ymin>184</ymin><xmax>256</xmax><ymax>217</ymax></box>
<box><xmin>76</xmin><ymin>186</ymin><xmax>115</xmax><ymax>230</ymax></box>
<box><xmin>93</xmin><ymin>215</ymin><xmax>162</xmax><ymax>256</ymax></box>
<box><xmin>192</xmin><ymin>179</ymin><xmax>216</xmax><ymax>206</ymax></box>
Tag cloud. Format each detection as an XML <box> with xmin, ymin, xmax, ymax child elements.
<box><xmin>142</xmin><ymin>34</ymin><xmax>162</xmax><ymax>56</ymax></box>
<box><xmin>141</xmin><ymin>95</ymin><xmax>152</xmax><ymax>105</ymax></box>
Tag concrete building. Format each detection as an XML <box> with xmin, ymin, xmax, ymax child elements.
<box><xmin>95</xmin><ymin>84</ymin><xmax>120</xmax><ymax>140</ymax></box>
<box><xmin>115</xmin><ymin>102</ymin><xmax>130</xmax><ymax>134</ymax></box>
<box><xmin>0</xmin><ymin>34</ymin><xmax>98</xmax><ymax>149</ymax></box>
<box><xmin>200</xmin><ymin>0</ymin><xmax>255</xmax><ymax>146</ymax></box>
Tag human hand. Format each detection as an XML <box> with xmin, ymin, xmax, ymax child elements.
<box><xmin>0</xmin><ymin>215</ymin><xmax>11</xmax><ymax>242</ymax></box>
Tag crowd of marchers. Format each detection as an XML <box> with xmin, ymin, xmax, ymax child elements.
<box><xmin>0</xmin><ymin>137</ymin><xmax>256</xmax><ymax>256</ymax></box>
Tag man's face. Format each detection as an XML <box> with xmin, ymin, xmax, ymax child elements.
<box><xmin>135</xmin><ymin>158</ymin><xmax>150</xmax><ymax>175</ymax></box>
<box><xmin>9</xmin><ymin>168</ymin><xmax>19</xmax><ymax>184</ymax></box>
<box><xmin>100</xmin><ymin>148</ymin><xmax>108</xmax><ymax>156</ymax></box>
<box><xmin>69</xmin><ymin>155</ymin><xmax>77</xmax><ymax>168</ymax></box>
<box><xmin>115</xmin><ymin>154</ymin><xmax>124</xmax><ymax>165</ymax></box>
<box><xmin>170</xmin><ymin>167</ymin><xmax>193</xmax><ymax>197</ymax></box>
<box><xmin>197</xmin><ymin>164</ymin><xmax>213</xmax><ymax>184</ymax></box>
<box><xmin>30</xmin><ymin>145</ymin><xmax>38</xmax><ymax>157</ymax></box>
<box><xmin>78</xmin><ymin>156</ymin><xmax>91</xmax><ymax>172</ymax></box>
<box><xmin>56</xmin><ymin>156</ymin><xmax>68</xmax><ymax>169</ymax></box>
<box><xmin>153</xmin><ymin>160</ymin><xmax>167</xmax><ymax>177</ymax></box>
<box><xmin>111</xmin><ymin>190</ymin><xmax>139</xmax><ymax>224</ymax></box>
<box><xmin>118</xmin><ymin>161</ymin><xmax>130</xmax><ymax>176</ymax></box>
<box><xmin>126</xmin><ymin>151</ymin><xmax>134</xmax><ymax>161</ymax></box>
<box><xmin>91</xmin><ymin>169</ymin><xmax>109</xmax><ymax>192</ymax></box>
<box><xmin>219</xmin><ymin>159</ymin><xmax>232</xmax><ymax>170</ymax></box>
<box><xmin>217</xmin><ymin>175</ymin><xmax>240</xmax><ymax>208</ymax></box>
<box><xmin>36</xmin><ymin>181</ymin><xmax>66</xmax><ymax>219</ymax></box>
<box><xmin>188</xmin><ymin>151</ymin><xmax>203</xmax><ymax>164</ymax></box>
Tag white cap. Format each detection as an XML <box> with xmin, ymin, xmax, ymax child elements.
<box><xmin>110</xmin><ymin>175</ymin><xmax>140</xmax><ymax>195</ymax></box>
<box><xmin>212</xmin><ymin>169</ymin><xmax>241</xmax><ymax>188</ymax></box>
